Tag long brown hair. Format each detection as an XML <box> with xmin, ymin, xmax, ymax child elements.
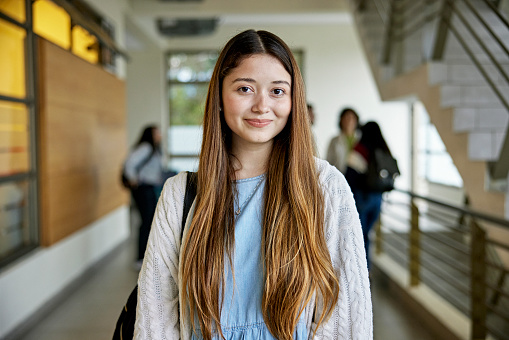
<box><xmin>181</xmin><ymin>29</ymin><xmax>339</xmax><ymax>340</ymax></box>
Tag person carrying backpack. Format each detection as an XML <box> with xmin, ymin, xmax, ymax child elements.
<box><xmin>123</xmin><ymin>125</ymin><xmax>164</xmax><ymax>269</ymax></box>
<box><xmin>345</xmin><ymin>121</ymin><xmax>399</xmax><ymax>270</ymax></box>
<box><xmin>134</xmin><ymin>29</ymin><xmax>372</xmax><ymax>340</ymax></box>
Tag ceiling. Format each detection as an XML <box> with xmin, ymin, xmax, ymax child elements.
<box><xmin>126</xmin><ymin>0</ymin><xmax>350</xmax><ymax>50</ymax></box>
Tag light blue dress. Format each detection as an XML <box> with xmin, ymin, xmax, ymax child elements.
<box><xmin>191</xmin><ymin>174</ymin><xmax>307</xmax><ymax>340</ymax></box>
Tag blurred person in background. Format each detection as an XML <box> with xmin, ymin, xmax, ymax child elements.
<box><xmin>123</xmin><ymin>125</ymin><xmax>163</xmax><ymax>269</ymax></box>
<box><xmin>345</xmin><ymin>121</ymin><xmax>396</xmax><ymax>270</ymax></box>
<box><xmin>326</xmin><ymin>107</ymin><xmax>360</xmax><ymax>173</ymax></box>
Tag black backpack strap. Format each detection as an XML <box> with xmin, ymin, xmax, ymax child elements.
<box><xmin>112</xmin><ymin>171</ymin><xmax>198</xmax><ymax>340</ymax></box>
<box><xmin>182</xmin><ymin>171</ymin><xmax>197</xmax><ymax>236</ymax></box>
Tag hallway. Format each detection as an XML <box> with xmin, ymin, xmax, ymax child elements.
<box><xmin>14</xmin><ymin>229</ymin><xmax>440</xmax><ymax>340</ymax></box>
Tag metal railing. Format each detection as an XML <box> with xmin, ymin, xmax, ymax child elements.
<box><xmin>377</xmin><ymin>190</ymin><xmax>509</xmax><ymax>339</ymax></box>
<box><xmin>354</xmin><ymin>0</ymin><xmax>509</xmax><ymax>179</ymax></box>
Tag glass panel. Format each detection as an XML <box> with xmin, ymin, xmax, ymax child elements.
<box><xmin>0</xmin><ymin>101</ymin><xmax>29</xmax><ymax>176</ymax></box>
<box><xmin>168</xmin><ymin>157</ymin><xmax>199</xmax><ymax>173</ymax></box>
<box><xmin>0</xmin><ymin>0</ymin><xmax>26</xmax><ymax>23</ymax></box>
<box><xmin>0</xmin><ymin>180</ymin><xmax>30</xmax><ymax>260</ymax></box>
<box><xmin>167</xmin><ymin>52</ymin><xmax>218</xmax><ymax>82</ymax></box>
<box><xmin>0</xmin><ymin>19</ymin><xmax>26</xmax><ymax>98</ymax></box>
<box><xmin>33</xmin><ymin>0</ymin><xmax>71</xmax><ymax>50</ymax></box>
<box><xmin>168</xmin><ymin>125</ymin><xmax>202</xmax><ymax>155</ymax></box>
<box><xmin>72</xmin><ymin>25</ymin><xmax>98</xmax><ymax>64</ymax></box>
<box><xmin>169</xmin><ymin>84</ymin><xmax>208</xmax><ymax>125</ymax></box>
<box><xmin>426</xmin><ymin>153</ymin><xmax>463</xmax><ymax>187</ymax></box>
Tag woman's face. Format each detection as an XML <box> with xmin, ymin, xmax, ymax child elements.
<box><xmin>222</xmin><ymin>54</ymin><xmax>292</xmax><ymax>152</ymax></box>
<box><xmin>341</xmin><ymin>111</ymin><xmax>358</xmax><ymax>135</ymax></box>
<box><xmin>152</xmin><ymin>127</ymin><xmax>161</xmax><ymax>145</ymax></box>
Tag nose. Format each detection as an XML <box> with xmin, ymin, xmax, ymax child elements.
<box><xmin>252</xmin><ymin>93</ymin><xmax>270</xmax><ymax>114</ymax></box>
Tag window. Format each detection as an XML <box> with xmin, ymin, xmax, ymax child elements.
<box><xmin>72</xmin><ymin>24</ymin><xmax>98</xmax><ymax>64</ymax></box>
<box><xmin>0</xmin><ymin>19</ymin><xmax>26</xmax><ymax>98</ymax></box>
<box><xmin>33</xmin><ymin>0</ymin><xmax>71</xmax><ymax>50</ymax></box>
<box><xmin>416</xmin><ymin>102</ymin><xmax>463</xmax><ymax>187</ymax></box>
<box><xmin>0</xmin><ymin>1</ymin><xmax>38</xmax><ymax>268</ymax></box>
<box><xmin>167</xmin><ymin>51</ymin><xmax>219</xmax><ymax>172</ymax></box>
<box><xmin>32</xmin><ymin>0</ymin><xmax>116</xmax><ymax>68</ymax></box>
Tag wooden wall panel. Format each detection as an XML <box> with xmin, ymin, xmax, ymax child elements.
<box><xmin>38</xmin><ymin>39</ymin><xmax>129</xmax><ymax>246</ymax></box>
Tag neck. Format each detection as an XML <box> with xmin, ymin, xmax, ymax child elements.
<box><xmin>231</xmin><ymin>141</ymin><xmax>272</xmax><ymax>180</ymax></box>
<box><xmin>344</xmin><ymin>130</ymin><xmax>355</xmax><ymax>138</ymax></box>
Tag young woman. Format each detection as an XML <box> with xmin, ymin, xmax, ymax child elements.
<box><xmin>124</xmin><ymin>125</ymin><xmax>163</xmax><ymax>267</ymax></box>
<box><xmin>345</xmin><ymin>121</ymin><xmax>395</xmax><ymax>270</ymax></box>
<box><xmin>326</xmin><ymin>108</ymin><xmax>360</xmax><ymax>174</ymax></box>
<box><xmin>134</xmin><ymin>30</ymin><xmax>372</xmax><ymax>340</ymax></box>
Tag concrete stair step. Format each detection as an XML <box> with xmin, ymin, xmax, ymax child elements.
<box><xmin>453</xmin><ymin>107</ymin><xmax>509</xmax><ymax>133</ymax></box>
<box><xmin>429</xmin><ymin>61</ymin><xmax>509</xmax><ymax>86</ymax></box>
<box><xmin>468</xmin><ymin>130</ymin><xmax>506</xmax><ymax>161</ymax></box>
<box><xmin>440</xmin><ymin>84</ymin><xmax>508</xmax><ymax>108</ymax></box>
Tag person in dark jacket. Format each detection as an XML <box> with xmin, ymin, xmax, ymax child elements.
<box><xmin>345</xmin><ymin>121</ymin><xmax>393</xmax><ymax>269</ymax></box>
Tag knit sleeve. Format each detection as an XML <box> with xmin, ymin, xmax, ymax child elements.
<box><xmin>134</xmin><ymin>172</ymin><xmax>187</xmax><ymax>340</ymax></box>
<box><xmin>312</xmin><ymin>161</ymin><xmax>373</xmax><ymax>339</ymax></box>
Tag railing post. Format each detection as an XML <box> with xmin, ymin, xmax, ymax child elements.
<box><xmin>409</xmin><ymin>198</ymin><xmax>420</xmax><ymax>286</ymax></box>
<box><xmin>470</xmin><ymin>220</ymin><xmax>487</xmax><ymax>340</ymax></box>
<box><xmin>375</xmin><ymin>217</ymin><xmax>383</xmax><ymax>255</ymax></box>
<box><xmin>357</xmin><ymin>0</ymin><xmax>367</xmax><ymax>11</ymax></box>
<box><xmin>381</xmin><ymin>0</ymin><xmax>397</xmax><ymax>65</ymax></box>
<box><xmin>432</xmin><ymin>0</ymin><xmax>456</xmax><ymax>60</ymax></box>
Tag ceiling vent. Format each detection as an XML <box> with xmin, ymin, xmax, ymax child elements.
<box><xmin>157</xmin><ymin>18</ymin><xmax>218</xmax><ymax>37</ymax></box>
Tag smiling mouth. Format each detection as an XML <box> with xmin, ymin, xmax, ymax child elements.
<box><xmin>246</xmin><ymin>119</ymin><xmax>272</xmax><ymax>128</ymax></box>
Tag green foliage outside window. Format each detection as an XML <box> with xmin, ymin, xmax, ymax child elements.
<box><xmin>169</xmin><ymin>84</ymin><xmax>209</xmax><ymax>126</ymax></box>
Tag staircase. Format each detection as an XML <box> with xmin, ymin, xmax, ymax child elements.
<box><xmin>349</xmin><ymin>0</ymin><xmax>509</xmax><ymax>219</ymax></box>
<box><xmin>350</xmin><ymin>1</ymin><xmax>509</xmax><ymax>338</ymax></box>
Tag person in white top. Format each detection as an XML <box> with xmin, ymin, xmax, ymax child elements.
<box><xmin>135</xmin><ymin>29</ymin><xmax>372</xmax><ymax>340</ymax></box>
<box><xmin>124</xmin><ymin>125</ymin><xmax>163</xmax><ymax>267</ymax></box>
<box><xmin>326</xmin><ymin>108</ymin><xmax>360</xmax><ymax>174</ymax></box>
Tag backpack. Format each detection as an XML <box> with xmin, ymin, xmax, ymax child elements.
<box><xmin>121</xmin><ymin>151</ymin><xmax>155</xmax><ymax>189</ymax></box>
<box><xmin>112</xmin><ymin>171</ymin><xmax>197</xmax><ymax>340</ymax></box>
<box><xmin>364</xmin><ymin>148</ymin><xmax>400</xmax><ymax>192</ymax></box>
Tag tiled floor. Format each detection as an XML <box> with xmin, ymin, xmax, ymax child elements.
<box><xmin>17</xmin><ymin>235</ymin><xmax>438</xmax><ymax>340</ymax></box>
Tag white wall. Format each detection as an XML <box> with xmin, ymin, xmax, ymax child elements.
<box><xmin>126</xmin><ymin>49</ymin><xmax>167</xmax><ymax>147</ymax></box>
<box><xmin>0</xmin><ymin>207</ymin><xmax>129</xmax><ymax>338</ymax></box>
<box><xmin>125</xmin><ymin>17</ymin><xmax>167</xmax><ymax>149</ymax></box>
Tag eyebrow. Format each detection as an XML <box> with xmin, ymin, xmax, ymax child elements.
<box><xmin>231</xmin><ymin>78</ymin><xmax>291</xmax><ymax>87</ymax></box>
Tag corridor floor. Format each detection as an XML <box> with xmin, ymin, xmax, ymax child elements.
<box><xmin>17</xmin><ymin>236</ymin><xmax>439</xmax><ymax>340</ymax></box>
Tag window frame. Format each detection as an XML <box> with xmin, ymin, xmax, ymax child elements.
<box><xmin>0</xmin><ymin>0</ymin><xmax>39</xmax><ymax>270</ymax></box>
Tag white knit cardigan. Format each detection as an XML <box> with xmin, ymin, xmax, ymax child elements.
<box><xmin>134</xmin><ymin>158</ymin><xmax>373</xmax><ymax>339</ymax></box>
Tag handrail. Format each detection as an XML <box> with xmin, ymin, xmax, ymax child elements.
<box><xmin>481</xmin><ymin>0</ymin><xmax>509</xmax><ymax>28</ymax></box>
<box><xmin>395</xmin><ymin>189</ymin><xmax>509</xmax><ymax>229</ymax></box>
<box><xmin>461</xmin><ymin>0</ymin><xmax>509</xmax><ymax>57</ymax></box>
<box><xmin>453</xmin><ymin>0</ymin><xmax>509</xmax><ymax>84</ymax></box>
<box><xmin>377</xmin><ymin>188</ymin><xmax>509</xmax><ymax>339</ymax></box>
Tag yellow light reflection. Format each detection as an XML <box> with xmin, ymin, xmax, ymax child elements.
<box><xmin>0</xmin><ymin>0</ymin><xmax>26</xmax><ymax>23</ymax></box>
<box><xmin>72</xmin><ymin>25</ymin><xmax>99</xmax><ymax>64</ymax></box>
<box><xmin>0</xmin><ymin>19</ymin><xmax>26</xmax><ymax>99</ymax></box>
<box><xmin>33</xmin><ymin>0</ymin><xmax>71</xmax><ymax>50</ymax></box>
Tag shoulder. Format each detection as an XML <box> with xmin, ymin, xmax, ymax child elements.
<box><xmin>130</xmin><ymin>143</ymin><xmax>153</xmax><ymax>159</ymax></box>
<box><xmin>161</xmin><ymin>171</ymin><xmax>188</xmax><ymax>198</ymax></box>
<box><xmin>328</xmin><ymin>134</ymin><xmax>344</xmax><ymax>145</ymax></box>
<box><xmin>314</xmin><ymin>158</ymin><xmax>349</xmax><ymax>194</ymax></box>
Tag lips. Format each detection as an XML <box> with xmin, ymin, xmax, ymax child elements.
<box><xmin>245</xmin><ymin>119</ymin><xmax>272</xmax><ymax>128</ymax></box>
